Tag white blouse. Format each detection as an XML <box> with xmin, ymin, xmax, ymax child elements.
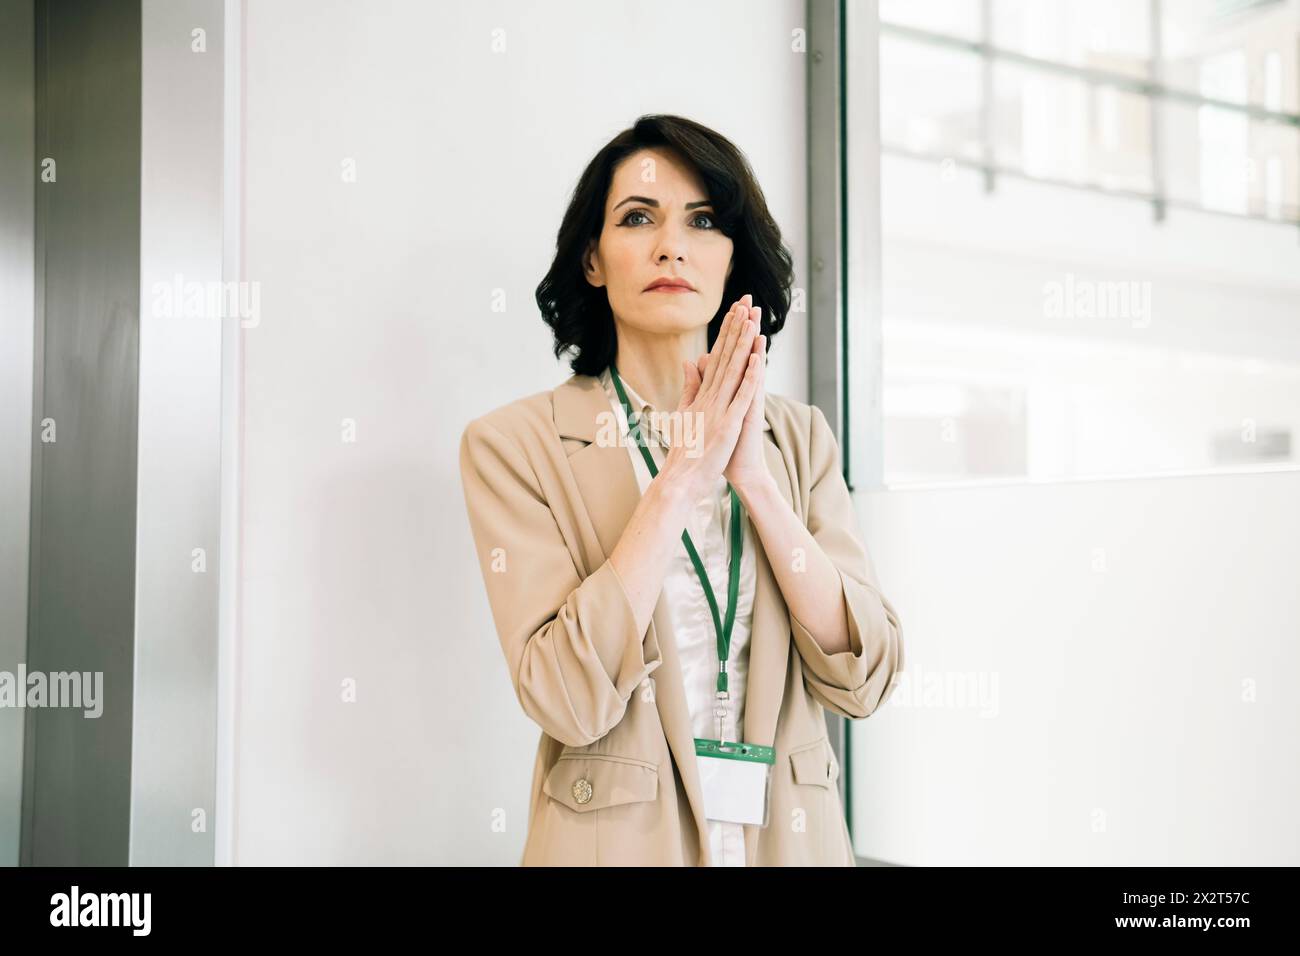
<box><xmin>597</xmin><ymin>367</ymin><xmax>759</xmax><ymax>867</ymax></box>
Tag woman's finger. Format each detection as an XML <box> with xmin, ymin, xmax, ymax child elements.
<box><xmin>711</xmin><ymin>301</ymin><xmax>750</xmax><ymax>402</ymax></box>
<box><xmin>720</xmin><ymin>311</ymin><xmax>758</xmax><ymax>406</ymax></box>
<box><xmin>679</xmin><ymin>358</ymin><xmax>702</xmax><ymax>410</ymax></box>
<box><xmin>699</xmin><ymin>302</ymin><xmax>737</xmax><ymax>397</ymax></box>
<box><xmin>728</xmin><ymin>348</ymin><xmax>762</xmax><ymax>421</ymax></box>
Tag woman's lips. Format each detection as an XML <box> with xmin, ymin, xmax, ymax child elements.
<box><xmin>645</xmin><ymin>286</ymin><xmax>694</xmax><ymax>293</ymax></box>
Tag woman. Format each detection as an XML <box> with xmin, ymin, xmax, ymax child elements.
<box><xmin>458</xmin><ymin>114</ymin><xmax>903</xmax><ymax>866</ymax></box>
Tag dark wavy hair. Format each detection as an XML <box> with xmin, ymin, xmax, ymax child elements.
<box><xmin>536</xmin><ymin>114</ymin><xmax>795</xmax><ymax>377</ymax></box>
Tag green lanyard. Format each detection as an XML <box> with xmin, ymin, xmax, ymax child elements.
<box><xmin>609</xmin><ymin>362</ymin><xmax>744</xmax><ymax>742</ymax></box>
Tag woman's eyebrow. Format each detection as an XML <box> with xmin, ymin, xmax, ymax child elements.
<box><xmin>612</xmin><ymin>195</ymin><xmax>713</xmax><ymax>211</ymax></box>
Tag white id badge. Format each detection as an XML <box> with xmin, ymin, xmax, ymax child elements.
<box><xmin>695</xmin><ymin>739</ymin><xmax>775</xmax><ymax>828</ymax></box>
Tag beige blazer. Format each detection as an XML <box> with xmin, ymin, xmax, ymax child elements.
<box><xmin>458</xmin><ymin>372</ymin><xmax>905</xmax><ymax>866</ymax></box>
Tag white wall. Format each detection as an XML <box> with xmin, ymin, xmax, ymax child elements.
<box><xmin>851</xmin><ymin>470</ymin><xmax>1300</xmax><ymax>865</ymax></box>
<box><xmin>234</xmin><ymin>0</ymin><xmax>809</xmax><ymax>864</ymax></box>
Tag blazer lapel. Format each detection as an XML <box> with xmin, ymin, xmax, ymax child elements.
<box><xmin>553</xmin><ymin>372</ymin><xmax>795</xmax><ymax>868</ymax></box>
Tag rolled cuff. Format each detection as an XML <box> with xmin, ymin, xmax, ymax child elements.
<box><xmin>789</xmin><ymin>569</ymin><xmax>904</xmax><ymax>720</ymax></box>
<box><xmin>515</xmin><ymin>559</ymin><xmax>664</xmax><ymax>746</ymax></box>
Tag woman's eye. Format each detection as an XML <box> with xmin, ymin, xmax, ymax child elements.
<box><xmin>619</xmin><ymin>209</ymin><xmax>718</xmax><ymax>228</ymax></box>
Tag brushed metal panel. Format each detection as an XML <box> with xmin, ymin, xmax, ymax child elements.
<box><xmin>23</xmin><ymin>0</ymin><xmax>142</xmax><ymax>866</ymax></box>
<box><xmin>0</xmin><ymin>0</ymin><xmax>36</xmax><ymax>869</ymax></box>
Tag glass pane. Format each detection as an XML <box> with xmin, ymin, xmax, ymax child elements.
<box><xmin>1162</xmin><ymin>98</ymin><xmax>1300</xmax><ymax>220</ymax></box>
<box><xmin>877</xmin><ymin>2</ymin><xmax>1300</xmax><ymax>488</ymax></box>
<box><xmin>879</xmin><ymin>0</ymin><xmax>981</xmax><ymax>41</ymax></box>
<box><xmin>1161</xmin><ymin>0</ymin><xmax>1300</xmax><ymax>114</ymax></box>
<box><xmin>883</xmin><ymin>372</ymin><xmax>1028</xmax><ymax>483</ymax></box>
<box><xmin>880</xmin><ymin>35</ymin><xmax>983</xmax><ymax>163</ymax></box>
<box><xmin>882</xmin><ymin>315</ymin><xmax>1300</xmax><ymax>484</ymax></box>
<box><xmin>994</xmin><ymin>0</ymin><xmax>1152</xmax><ymax>81</ymax></box>
<box><xmin>992</xmin><ymin>62</ymin><xmax>1153</xmax><ymax>193</ymax></box>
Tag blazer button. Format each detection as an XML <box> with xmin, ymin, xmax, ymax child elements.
<box><xmin>572</xmin><ymin>778</ymin><xmax>593</xmax><ymax>805</ymax></box>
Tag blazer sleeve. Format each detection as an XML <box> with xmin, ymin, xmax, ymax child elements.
<box><xmin>788</xmin><ymin>402</ymin><xmax>905</xmax><ymax>720</ymax></box>
<box><xmin>458</xmin><ymin>416</ymin><xmax>663</xmax><ymax>748</ymax></box>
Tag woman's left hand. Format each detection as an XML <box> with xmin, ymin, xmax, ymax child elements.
<box><xmin>720</xmin><ymin>298</ymin><xmax>769</xmax><ymax>497</ymax></box>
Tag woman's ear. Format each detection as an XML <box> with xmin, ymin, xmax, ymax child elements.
<box><xmin>583</xmin><ymin>240</ymin><xmax>605</xmax><ymax>288</ymax></box>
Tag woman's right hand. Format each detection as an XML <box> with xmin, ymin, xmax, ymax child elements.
<box><xmin>660</xmin><ymin>294</ymin><xmax>762</xmax><ymax>501</ymax></box>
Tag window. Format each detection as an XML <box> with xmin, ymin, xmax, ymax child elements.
<box><xmin>875</xmin><ymin>0</ymin><xmax>1300</xmax><ymax>486</ymax></box>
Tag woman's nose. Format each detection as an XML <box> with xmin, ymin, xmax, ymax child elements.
<box><xmin>655</xmin><ymin>235</ymin><xmax>688</xmax><ymax>262</ymax></box>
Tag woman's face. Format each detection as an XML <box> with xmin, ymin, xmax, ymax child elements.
<box><xmin>584</xmin><ymin>147</ymin><xmax>734</xmax><ymax>338</ymax></box>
